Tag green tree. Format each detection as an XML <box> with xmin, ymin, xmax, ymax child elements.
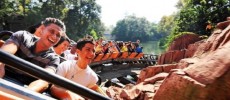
<box><xmin>40</xmin><ymin>0</ymin><xmax>66</xmax><ymax>18</ymax></box>
<box><xmin>156</xmin><ymin>15</ymin><xmax>176</xmax><ymax>48</ymax></box>
<box><xmin>0</xmin><ymin>0</ymin><xmax>21</xmax><ymax>30</ymax></box>
<box><xmin>163</xmin><ymin>0</ymin><xmax>230</xmax><ymax>49</ymax></box>
<box><xmin>0</xmin><ymin>0</ymin><xmax>104</xmax><ymax>42</ymax></box>
<box><xmin>112</xmin><ymin>15</ymin><xmax>151</xmax><ymax>42</ymax></box>
<box><xmin>149</xmin><ymin>23</ymin><xmax>158</xmax><ymax>40</ymax></box>
<box><xmin>64</xmin><ymin>0</ymin><xmax>102</xmax><ymax>41</ymax></box>
<box><xmin>156</xmin><ymin>15</ymin><xmax>175</xmax><ymax>39</ymax></box>
<box><xmin>174</xmin><ymin>0</ymin><xmax>230</xmax><ymax>36</ymax></box>
<box><xmin>90</xmin><ymin>29</ymin><xmax>98</xmax><ymax>39</ymax></box>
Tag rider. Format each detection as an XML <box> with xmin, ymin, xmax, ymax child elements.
<box><xmin>0</xmin><ymin>17</ymin><xmax>66</xmax><ymax>93</ymax></box>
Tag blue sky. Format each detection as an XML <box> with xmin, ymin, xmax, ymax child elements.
<box><xmin>96</xmin><ymin>0</ymin><xmax>179</xmax><ymax>26</ymax></box>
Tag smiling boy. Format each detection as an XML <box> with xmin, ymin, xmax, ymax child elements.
<box><xmin>0</xmin><ymin>17</ymin><xmax>66</xmax><ymax>93</ymax></box>
<box><xmin>51</xmin><ymin>35</ymin><xmax>107</xmax><ymax>100</ymax></box>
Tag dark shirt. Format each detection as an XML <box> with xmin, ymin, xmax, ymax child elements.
<box><xmin>4</xmin><ymin>31</ymin><xmax>60</xmax><ymax>84</ymax></box>
<box><xmin>104</xmin><ymin>48</ymin><xmax>109</xmax><ymax>54</ymax></box>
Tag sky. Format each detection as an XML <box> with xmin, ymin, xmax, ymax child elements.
<box><xmin>96</xmin><ymin>0</ymin><xmax>179</xmax><ymax>27</ymax></box>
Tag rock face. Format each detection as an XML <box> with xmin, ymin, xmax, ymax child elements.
<box><xmin>168</xmin><ymin>33</ymin><xmax>203</xmax><ymax>51</ymax></box>
<box><xmin>106</xmin><ymin>21</ymin><xmax>230</xmax><ymax>100</ymax></box>
<box><xmin>137</xmin><ymin>64</ymin><xmax>177</xmax><ymax>84</ymax></box>
<box><xmin>157</xmin><ymin>33</ymin><xmax>203</xmax><ymax>65</ymax></box>
<box><xmin>154</xmin><ymin>27</ymin><xmax>230</xmax><ymax>99</ymax></box>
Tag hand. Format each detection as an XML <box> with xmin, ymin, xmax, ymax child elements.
<box><xmin>27</xmin><ymin>79</ymin><xmax>49</xmax><ymax>93</ymax></box>
<box><xmin>50</xmin><ymin>85</ymin><xmax>85</xmax><ymax>100</ymax></box>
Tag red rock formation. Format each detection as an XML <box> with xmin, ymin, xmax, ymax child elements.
<box><xmin>154</xmin><ymin>25</ymin><xmax>230</xmax><ymax>99</ymax></box>
<box><xmin>184</xmin><ymin>40</ymin><xmax>204</xmax><ymax>58</ymax></box>
<box><xmin>106</xmin><ymin>73</ymin><xmax>168</xmax><ymax>100</ymax></box>
<box><xmin>137</xmin><ymin>64</ymin><xmax>177</xmax><ymax>84</ymax></box>
<box><xmin>106</xmin><ymin>19</ymin><xmax>230</xmax><ymax>100</ymax></box>
<box><xmin>157</xmin><ymin>33</ymin><xmax>203</xmax><ymax>65</ymax></box>
<box><xmin>168</xmin><ymin>33</ymin><xmax>203</xmax><ymax>51</ymax></box>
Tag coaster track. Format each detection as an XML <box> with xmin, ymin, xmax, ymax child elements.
<box><xmin>90</xmin><ymin>52</ymin><xmax>158</xmax><ymax>81</ymax></box>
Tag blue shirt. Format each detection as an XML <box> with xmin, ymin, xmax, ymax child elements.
<box><xmin>136</xmin><ymin>46</ymin><xmax>143</xmax><ymax>53</ymax></box>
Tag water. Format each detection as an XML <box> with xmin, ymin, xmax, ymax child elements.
<box><xmin>140</xmin><ymin>41</ymin><xmax>165</xmax><ymax>55</ymax></box>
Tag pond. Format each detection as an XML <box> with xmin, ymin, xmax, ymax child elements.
<box><xmin>140</xmin><ymin>41</ymin><xmax>165</xmax><ymax>55</ymax></box>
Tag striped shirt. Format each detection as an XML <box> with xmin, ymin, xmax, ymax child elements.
<box><xmin>5</xmin><ymin>31</ymin><xmax>60</xmax><ymax>84</ymax></box>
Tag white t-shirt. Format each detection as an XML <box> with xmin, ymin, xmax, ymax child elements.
<box><xmin>56</xmin><ymin>60</ymin><xmax>98</xmax><ymax>88</ymax></box>
<box><xmin>64</xmin><ymin>50</ymin><xmax>77</xmax><ymax>60</ymax></box>
<box><xmin>64</xmin><ymin>49</ymin><xmax>71</xmax><ymax>55</ymax></box>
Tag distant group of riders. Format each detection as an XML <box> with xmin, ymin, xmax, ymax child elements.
<box><xmin>95</xmin><ymin>38</ymin><xmax>143</xmax><ymax>55</ymax></box>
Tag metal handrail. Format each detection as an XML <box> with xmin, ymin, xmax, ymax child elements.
<box><xmin>0</xmin><ymin>50</ymin><xmax>111</xmax><ymax>100</ymax></box>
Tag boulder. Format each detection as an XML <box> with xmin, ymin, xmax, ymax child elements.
<box><xmin>106</xmin><ymin>19</ymin><xmax>230</xmax><ymax>100</ymax></box>
<box><xmin>153</xmin><ymin>24</ymin><xmax>230</xmax><ymax>99</ymax></box>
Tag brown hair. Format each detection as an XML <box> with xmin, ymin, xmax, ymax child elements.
<box><xmin>76</xmin><ymin>35</ymin><xmax>95</xmax><ymax>50</ymax></box>
<box><xmin>42</xmin><ymin>17</ymin><xmax>66</xmax><ymax>33</ymax></box>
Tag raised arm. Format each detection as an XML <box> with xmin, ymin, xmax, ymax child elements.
<box><xmin>0</xmin><ymin>41</ymin><xmax>18</xmax><ymax>78</ymax></box>
<box><xmin>50</xmin><ymin>84</ymin><xmax>85</xmax><ymax>100</ymax></box>
<box><xmin>27</xmin><ymin>66</ymin><xmax>56</xmax><ymax>93</ymax></box>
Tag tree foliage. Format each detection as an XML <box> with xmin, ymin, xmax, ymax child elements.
<box><xmin>164</xmin><ymin>0</ymin><xmax>230</xmax><ymax>48</ymax></box>
<box><xmin>0</xmin><ymin>0</ymin><xmax>104</xmax><ymax>41</ymax></box>
<box><xmin>111</xmin><ymin>15</ymin><xmax>151</xmax><ymax>42</ymax></box>
<box><xmin>1</xmin><ymin>0</ymin><xmax>230</xmax><ymax>49</ymax></box>
<box><xmin>156</xmin><ymin>15</ymin><xmax>176</xmax><ymax>48</ymax></box>
<box><xmin>174</xmin><ymin>0</ymin><xmax>230</xmax><ymax>36</ymax></box>
<box><xmin>63</xmin><ymin>0</ymin><xmax>102</xmax><ymax>40</ymax></box>
<box><xmin>111</xmin><ymin>0</ymin><xmax>230</xmax><ymax>48</ymax></box>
